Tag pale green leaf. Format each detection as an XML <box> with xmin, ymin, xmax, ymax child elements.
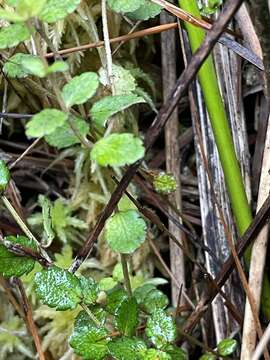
<box><xmin>99</xmin><ymin>64</ymin><xmax>136</xmax><ymax>95</ymax></box>
<box><xmin>107</xmin><ymin>0</ymin><xmax>144</xmax><ymax>13</ymax></box>
<box><xmin>0</xmin><ymin>235</ymin><xmax>37</xmax><ymax>277</ymax></box>
<box><xmin>20</xmin><ymin>56</ymin><xmax>47</xmax><ymax>77</ymax></box>
<box><xmin>145</xmin><ymin>349</ymin><xmax>171</xmax><ymax>360</ymax></box>
<box><xmin>217</xmin><ymin>339</ymin><xmax>237</xmax><ymax>356</ymax></box>
<box><xmin>40</xmin><ymin>0</ymin><xmax>81</xmax><ymax>23</ymax></box>
<box><xmin>153</xmin><ymin>173</ymin><xmax>177</xmax><ymax>194</ymax></box>
<box><xmin>47</xmin><ymin>61</ymin><xmax>69</xmax><ymax>74</ymax></box>
<box><xmin>146</xmin><ymin>309</ymin><xmax>177</xmax><ymax>348</ymax></box>
<box><xmin>4</xmin><ymin>53</ymin><xmax>46</xmax><ymax>78</ymax></box>
<box><xmin>0</xmin><ymin>160</ymin><xmax>10</xmax><ymax>193</ymax></box>
<box><xmin>62</xmin><ymin>72</ymin><xmax>99</xmax><ymax>108</ymax></box>
<box><xmin>0</xmin><ymin>23</ymin><xmax>31</xmax><ymax>49</ymax></box>
<box><xmin>0</xmin><ymin>9</ymin><xmax>25</xmax><ymax>22</ymax></box>
<box><xmin>127</xmin><ymin>1</ymin><xmax>162</xmax><ymax>20</ymax></box>
<box><xmin>108</xmin><ymin>337</ymin><xmax>147</xmax><ymax>360</ymax></box>
<box><xmin>26</xmin><ymin>109</ymin><xmax>68</xmax><ymax>138</ymax></box>
<box><xmin>105</xmin><ymin>210</ymin><xmax>147</xmax><ymax>254</ymax></box>
<box><xmin>38</xmin><ymin>195</ymin><xmax>55</xmax><ymax>245</ymax></box>
<box><xmin>45</xmin><ymin>117</ymin><xmax>89</xmax><ymax>149</ymax></box>
<box><xmin>69</xmin><ymin>310</ymin><xmax>109</xmax><ymax>360</ymax></box>
<box><xmin>34</xmin><ymin>266</ymin><xmax>82</xmax><ymax>310</ymax></box>
<box><xmin>16</xmin><ymin>0</ymin><xmax>47</xmax><ymax>18</ymax></box>
<box><xmin>90</xmin><ymin>94</ymin><xmax>145</xmax><ymax>127</ymax></box>
<box><xmin>90</xmin><ymin>133</ymin><xmax>145</xmax><ymax>167</ymax></box>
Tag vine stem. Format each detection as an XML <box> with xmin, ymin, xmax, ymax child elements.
<box><xmin>121</xmin><ymin>254</ymin><xmax>132</xmax><ymax>298</ymax></box>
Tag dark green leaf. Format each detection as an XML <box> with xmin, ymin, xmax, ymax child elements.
<box><xmin>108</xmin><ymin>337</ymin><xmax>147</xmax><ymax>360</ymax></box>
<box><xmin>69</xmin><ymin>310</ymin><xmax>109</xmax><ymax>360</ymax></box>
<box><xmin>105</xmin><ymin>210</ymin><xmax>147</xmax><ymax>254</ymax></box>
<box><xmin>0</xmin><ymin>160</ymin><xmax>10</xmax><ymax>193</ymax></box>
<box><xmin>163</xmin><ymin>344</ymin><xmax>188</xmax><ymax>360</ymax></box>
<box><xmin>217</xmin><ymin>339</ymin><xmax>237</xmax><ymax>356</ymax></box>
<box><xmin>34</xmin><ymin>266</ymin><xmax>82</xmax><ymax>310</ymax></box>
<box><xmin>0</xmin><ymin>235</ymin><xmax>36</xmax><ymax>277</ymax></box>
<box><xmin>115</xmin><ymin>297</ymin><xmax>138</xmax><ymax>336</ymax></box>
<box><xmin>79</xmin><ymin>276</ymin><xmax>99</xmax><ymax>305</ymax></box>
<box><xmin>146</xmin><ymin>309</ymin><xmax>177</xmax><ymax>349</ymax></box>
<box><xmin>106</xmin><ymin>287</ymin><xmax>128</xmax><ymax>315</ymax></box>
<box><xmin>199</xmin><ymin>353</ymin><xmax>216</xmax><ymax>360</ymax></box>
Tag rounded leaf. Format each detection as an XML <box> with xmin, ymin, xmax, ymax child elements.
<box><xmin>90</xmin><ymin>133</ymin><xmax>145</xmax><ymax>167</ymax></box>
<box><xmin>0</xmin><ymin>23</ymin><xmax>31</xmax><ymax>49</ymax></box>
<box><xmin>105</xmin><ymin>210</ymin><xmax>147</xmax><ymax>254</ymax></box>
<box><xmin>40</xmin><ymin>0</ymin><xmax>81</xmax><ymax>23</ymax></box>
<box><xmin>217</xmin><ymin>339</ymin><xmax>237</xmax><ymax>356</ymax></box>
<box><xmin>108</xmin><ymin>337</ymin><xmax>147</xmax><ymax>360</ymax></box>
<box><xmin>0</xmin><ymin>160</ymin><xmax>10</xmax><ymax>193</ymax></box>
<box><xmin>0</xmin><ymin>235</ymin><xmax>37</xmax><ymax>277</ymax></box>
<box><xmin>107</xmin><ymin>0</ymin><xmax>144</xmax><ymax>13</ymax></box>
<box><xmin>79</xmin><ymin>276</ymin><xmax>99</xmax><ymax>305</ymax></box>
<box><xmin>26</xmin><ymin>109</ymin><xmax>68</xmax><ymax>138</ymax></box>
<box><xmin>61</xmin><ymin>72</ymin><xmax>99</xmax><ymax>108</ymax></box>
<box><xmin>34</xmin><ymin>266</ymin><xmax>82</xmax><ymax>310</ymax></box>
<box><xmin>146</xmin><ymin>309</ymin><xmax>177</xmax><ymax>349</ymax></box>
<box><xmin>90</xmin><ymin>94</ymin><xmax>145</xmax><ymax>127</ymax></box>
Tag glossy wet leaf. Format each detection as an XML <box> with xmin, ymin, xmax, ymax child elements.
<box><xmin>26</xmin><ymin>109</ymin><xmax>68</xmax><ymax>138</ymax></box>
<box><xmin>79</xmin><ymin>276</ymin><xmax>99</xmax><ymax>305</ymax></box>
<box><xmin>45</xmin><ymin>116</ymin><xmax>89</xmax><ymax>149</ymax></box>
<box><xmin>163</xmin><ymin>345</ymin><xmax>188</xmax><ymax>360</ymax></box>
<box><xmin>146</xmin><ymin>309</ymin><xmax>177</xmax><ymax>349</ymax></box>
<box><xmin>0</xmin><ymin>235</ymin><xmax>37</xmax><ymax>277</ymax></box>
<box><xmin>40</xmin><ymin>0</ymin><xmax>81</xmax><ymax>23</ymax></box>
<box><xmin>108</xmin><ymin>337</ymin><xmax>147</xmax><ymax>360</ymax></box>
<box><xmin>105</xmin><ymin>210</ymin><xmax>147</xmax><ymax>254</ymax></box>
<box><xmin>90</xmin><ymin>94</ymin><xmax>145</xmax><ymax>127</ymax></box>
<box><xmin>217</xmin><ymin>339</ymin><xmax>237</xmax><ymax>356</ymax></box>
<box><xmin>91</xmin><ymin>133</ymin><xmax>145</xmax><ymax>167</ymax></box>
<box><xmin>34</xmin><ymin>266</ymin><xmax>82</xmax><ymax>310</ymax></box>
<box><xmin>0</xmin><ymin>160</ymin><xmax>10</xmax><ymax>193</ymax></box>
<box><xmin>107</xmin><ymin>0</ymin><xmax>144</xmax><ymax>13</ymax></box>
<box><xmin>0</xmin><ymin>23</ymin><xmax>31</xmax><ymax>49</ymax></box>
<box><xmin>153</xmin><ymin>173</ymin><xmax>177</xmax><ymax>194</ymax></box>
<box><xmin>61</xmin><ymin>72</ymin><xmax>99</xmax><ymax>108</ymax></box>
<box><xmin>127</xmin><ymin>1</ymin><xmax>162</xmax><ymax>20</ymax></box>
<box><xmin>69</xmin><ymin>310</ymin><xmax>109</xmax><ymax>360</ymax></box>
<box><xmin>115</xmin><ymin>297</ymin><xmax>138</xmax><ymax>336</ymax></box>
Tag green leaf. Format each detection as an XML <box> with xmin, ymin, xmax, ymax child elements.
<box><xmin>108</xmin><ymin>337</ymin><xmax>147</xmax><ymax>360</ymax></box>
<box><xmin>4</xmin><ymin>53</ymin><xmax>32</xmax><ymax>78</ymax></box>
<box><xmin>0</xmin><ymin>160</ymin><xmax>10</xmax><ymax>193</ymax></box>
<box><xmin>0</xmin><ymin>235</ymin><xmax>37</xmax><ymax>277</ymax></box>
<box><xmin>40</xmin><ymin>0</ymin><xmax>81</xmax><ymax>23</ymax></box>
<box><xmin>26</xmin><ymin>109</ymin><xmax>68</xmax><ymax>138</ymax></box>
<box><xmin>134</xmin><ymin>284</ymin><xmax>168</xmax><ymax>313</ymax></box>
<box><xmin>99</xmin><ymin>277</ymin><xmax>117</xmax><ymax>291</ymax></box>
<box><xmin>38</xmin><ymin>195</ymin><xmax>55</xmax><ymax>245</ymax></box>
<box><xmin>217</xmin><ymin>339</ymin><xmax>237</xmax><ymax>356</ymax></box>
<box><xmin>47</xmin><ymin>61</ymin><xmax>69</xmax><ymax>74</ymax></box>
<box><xmin>145</xmin><ymin>349</ymin><xmax>171</xmax><ymax>360</ymax></box>
<box><xmin>115</xmin><ymin>297</ymin><xmax>138</xmax><ymax>336</ymax></box>
<box><xmin>0</xmin><ymin>23</ymin><xmax>31</xmax><ymax>49</ymax></box>
<box><xmin>61</xmin><ymin>72</ymin><xmax>99</xmax><ymax>108</ymax></box>
<box><xmin>91</xmin><ymin>133</ymin><xmax>145</xmax><ymax>167</ymax></box>
<box><xmin>153</xmin><ymin>173</ymin><xmax>177</xmax><ymax>194</ymax></box>
<box><xmin>127</xmin><ymin>1</ymin><xmax>162</xmax><ymax>20</ymax></box>
<box><xmin>99</xmin><ymin>64</ymin><xmax>136</xmax><ymax>95</ymax></box>
<box><xmin>105</xmin><ymin>210</ymin><xmax>147</xmax><ymax>254</ymax></box>
<box><xmin>106</xmin><ymin>287</ymin><xmax>128</xmax><ymax>315</ymax></box>
<box><xmin>79</xmin><ymin>276</ymin><xmax>99</xmax><ymax>305</ymax></box>
<box><xmin>34</xmin><ymin>266</ymin><xmax>82</xmax><ymax>310</ymax></box>
<box><xmin>69</xmin><ymin>310</ymin><xmax>109</xmax><ymax>360</ymax></box>
<box><xmin>20</xmin><ymin>55</ymin><xmax>47</xmax><ymax>77</ymax></box>
<box><xmin>45</xmin><ymin>116</ymin><xmax>89</xmax><ymax>149</ymax></box>
<box><xmin>16</xmin><ymin>0</ymin><xmax>47</xmax><ymax>19</ymax></box>
<box><xmin>90</xmin><ymin>94</ymin><xmax>145</xmax><ymax>127</ymax></box>
<box><xmin>107</xmin><ymin>0</ymin><xmax>144</xmax><ymax>13</ymax></box>
<box><xmin>0</xmin><ymin>9</ymin><xmax>25</xmax><ymax>22</ymax></box>
<box><xmin>146</xmin><ymin>309</ymin><xmax>177</xmax><ymax>349</ymax></box>
<box><xmin>199</xmin><ymin>354</ymin><xmax>216</xmax><ymax>360</ymax></box>
<box><xmin>163</xmin><ymin>345</ymin><xmax>188</xmax><ymax>360</ymax></box>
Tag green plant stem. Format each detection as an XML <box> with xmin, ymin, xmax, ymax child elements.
<box><xmin>178</xmin><ymin>0</ymin><xmax>270</xmax><ymax>319</ymax></box>
<box><xmin>80</xmin><ymin>303</ymin><xmax>101</xmax><ymax>327</ymax></box>
<box><xmin>120</xmin><ymin>254</ymin><xmax>132</xmax><ymax>297</ymax></box>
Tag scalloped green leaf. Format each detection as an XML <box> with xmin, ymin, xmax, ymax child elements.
<box><xmin>107</xmin><ymin>0</ymin><xmax>144</xmax><ymax>13</ymax></box>
<box><xmin>153</xmin><ymin>173</ymin><xmax>177</xmax><ymax>194</ymax></box>
<box><xmin>26</xmin><ymin>109</ymin><xmax>68</xmax><ymax>138</ymax></box>
<box><xmin>20</xmin><ymin>56</ymin><xmax>47</xmax><ymax>77</ymax></box>
<box><xmin>146</xmin><ymin>309</ymin><xmax>177</xmax><ymax>349</ymax></box>
<box><xmin>145</xmin><ymin>349</ymin><xmax>171</xmax><ymax>360</ymax></box>
<box><xmin>79</xmin><ymin>276</ymin><xmax>99</xmax><ymax>305</ymax></box>
<box><xmin>0</xmin><ymin>23</ymin><xmax>31</xmax><ymax>49</ymax></box>
<box><xmin>127</xmin><ymin>1</ymin><xmax>162</xmax><ymax>20</ymax></box>
<box><xmin>91</xmin><ymin>133</ymin><xmax>145</xmax><ymax>167</ymax></box>
<box><xmin>40</xmin><ymin>0</ymin><xmax>81</xmax><ymax>23</ymax></box>
<box><xmin>217</xmin><ymin>339</ymin><xmax>237</xmax><ymax>356</ymax></box>
<box><xmin>61</xmin><ymin>72</ymin><xmax>99</xmax><ymax>108</ymax></box>
<box><xmin>99</xmin><ymin>64</ymin><xmax>136</xmax><ymax>95</ymax></box>
<box><xmin>90</xmin><ymin>94</ymin><xmax>145</xmax><ymax>127</ymax></box>
<box><xmin>34</xmin><ymin>266</ymin><xmax>82</xmax><ymax>310</ymax></box>
<box><xmin>108</xmin><ymin>337</ymin><xmax>147</xmax><ymax>360</ymax></box>
<box><xmin>4</xmin><ymin>54</ymin><xmax>45</xmax><ymax>78</ymax></box>
<box><xmin>163</xmin><ymin>345</ymin><xmax>188</xmax><ymax>360</ymax></box>
<box><xmin>0</xmin><ymin>235</ymin><xmax>37</xmax><ymax>277</ymax></box>
<box><xmin>45</xmin><ymin>116</ymin><xmax>89</xmax><ymax>149</ymax></box>
<box><xmin>134</xmin><ymin>284</ymin><xmax>168</xmax><ymax>313</ymax></box>
<box><xmin>115</xmin><ymin>297</ymin><xmax>138</xmax><ymax>336</ymax></box>
<box><xmin>0</xmin><ymin>160</ymin><xmax>10</xmax><ymax>193</ymax></box>
<box><xmin>105</xmin><ymin>210</ymin><xmax>147</xmax><ymax>254</ymax></box>
<box><xmin>69</xmin><ymin>310</ymin><xmax>109</xmax><ymax>360</ymax></box>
